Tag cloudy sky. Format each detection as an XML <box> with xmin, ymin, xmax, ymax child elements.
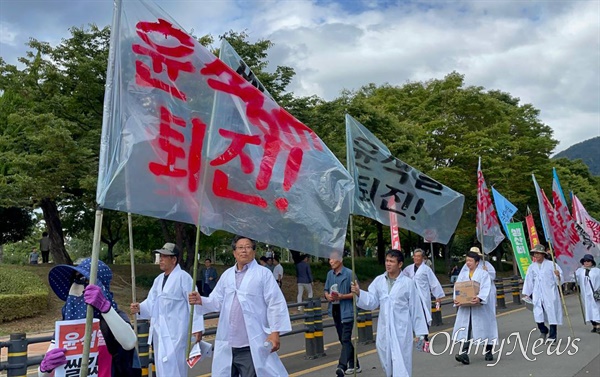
<box><xmin>1</xmin><ymin>0</ymin><xmax>598</xmax><ymax>153</ymax></box>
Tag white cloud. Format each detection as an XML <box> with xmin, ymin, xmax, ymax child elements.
<box><xmin>0</xmin><ymin>0</ymin><xmax>598</xmax><ymax>152</ymax></box>
<box><xmin>0</xmin><ymin>21</ymin><xmax>18</xmax><ymax>46</ymax></box>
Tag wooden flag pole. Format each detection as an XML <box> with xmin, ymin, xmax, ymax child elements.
<box><xmin>349</xmin><ymin>214</ymin><xmax>358</xmax><ymax>377</ymax></box>
<box><xmin>573</xmin><ymin>272</ymin><xmax>586</xmax><ymax>325</ymax></box>
<box><xmin>128</xmin><ymin>213</ymin><xmax>138</xmax><ymax>344</ymax></box>
<box><xmin>80</xmin><ymin>208</ymin><xmax>104</xmax><ymax>377</ymax></box>
<box><xmin>186</xmin><ymin>224</ymin><xmax>202</xmax><ymax>359</ymax></box>
<box><xmin>547</xmin><ymin>242</ymin><xmax>574</xmax><ymax>337</ymax></box>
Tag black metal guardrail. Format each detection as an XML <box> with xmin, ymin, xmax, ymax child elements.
<box><xmin>0</xmin><ymin>276</ymin><xmax>523</xmax><ymax>375</ymax></box>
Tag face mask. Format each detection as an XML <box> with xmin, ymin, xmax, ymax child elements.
<box><xmin>62</xmin><ymin>293</ymin><xmax>88</xmax><ymax>320</ymax></box>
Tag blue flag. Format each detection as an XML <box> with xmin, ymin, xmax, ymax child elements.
<box><xmin>491</xmin><ymin>187</ymin><xmax>518</xmax><ymax>236</ymax></box>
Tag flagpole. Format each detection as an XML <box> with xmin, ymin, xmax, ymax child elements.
<box><xmin>429</xmin><ymin>241</ymin><xmax>435</xmax><ymax>272</ymax></box>
<box><xmin>573</xmin><ymin>272</ymin><xmax>586</xmax><ymax>324</ymax></box>
<box><xmin>81</xmin><ymin>0</ymin><xmax>121</xmax><ymax>375</ymax></box>
<box><xmin>186</xmin><ymin>54</ymin><xmax>222</xmax><ymax>358</ymax></box>
<box><xmin>80</xmin><ymin>208</ymin><xmax>104</xmax><ymax>377</ymax></box>
<box><xmin>349</xmin><ymin>214</ymin><xmax>358</xmax><ymax>377</ymax></box>
<box><xmin>477</xmin><ymin>157</ymin><xmax>487</xmax><ymax>268</ymax></box>
<box><xmin>344</xmin><ymin>114</ymin><xmax>358</xmax><ymax>376</ymax></box>
<box><xmin>128</xmin><ymin>212</ymin><xmax>138</xmax><ymax>344</ymax></box>
<box><xmin>547</xmin><ymin>242</ymin><xmax>574</xmax><ymax>337</ymax></box>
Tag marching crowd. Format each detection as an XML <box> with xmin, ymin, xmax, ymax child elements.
<box><xmin>37</xmin><ymin>235</ymin><xmax>600</xmax><ymax>377</ymax></box>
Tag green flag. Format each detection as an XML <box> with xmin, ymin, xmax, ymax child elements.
<box><xmin>507</xmin><ymin>222</ymin><xmax>532</xmax><ymax>279</ymax></box>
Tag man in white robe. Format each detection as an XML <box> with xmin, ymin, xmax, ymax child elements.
<box><xmin>575</xmin><ymin>254</ymin><xmax>600</xmax><ymax>333</ymax></box>
<box><xmin>189</xmin><ymin>235</ymin><xmax>291</xmax><ymax>377</ymax></box>
<box><xmin>461</xmin><ymin>247</ymin><xmax>497</xmax><ymax>324</ymax></box>
<box><xmin>351</xmin><ymin>249</ymin><xmax>428</xmax><ymax>377</ymax></box>
<box><xmin>131</xmin><ymin>243</ymin><xmax>204</xmax><ymax>377</ymax></box>
<box><xmin>522</xmin><ymin>244</ymin><xmax>563</xmax><ymax>343</ymax></box>
<box><xmin>453</xmin><ymin>249</ymin><xmax>498</xmax><ymax>365</ymax></box>
<box><xmin>402</xmin><ymin>248</ymin><xmax>445</xmax><ymax>338</ymax></box>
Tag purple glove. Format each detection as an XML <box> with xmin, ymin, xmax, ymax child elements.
<box><xmin>40</xmin><ymin>347</ymin><xmax>67</xmax><ymax>372</ymax></box>
<box><xmin>84</xmin><ymin>284</ymin><xmax>111</xmax><ymax>313</ymax></box>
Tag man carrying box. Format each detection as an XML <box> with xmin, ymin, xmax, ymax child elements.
<box><xmin>452</xmin><ymin>249</ymin><xmax>498</xmax><ymax>364</ymax></box>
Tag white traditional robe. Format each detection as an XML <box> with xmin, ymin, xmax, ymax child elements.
<box><xmin>357</xmin><ymin>273</ymin><xmax>428</xmax><ymax>377</ymax></box>
<box><xmin>575</xmin><ymin>267</ymin><xmax>600</xmax><ymax>323</ymax></box>
<box><xmin>461</xmin><ymin>259</ymin><xmax>497</xmax><ymax>326</ymax></box>
<box><xmin>522</xmin><ymin>259</ymin><xmax>563</xmax><ymax>325</ymax></box>
<box><xmin>138</xmin><ymin>264</ymin><xmax>204</xmax><ymax>377</ymax></box>
<box><xmin>452</xmin><ymin>266</ymin><xmax>498</xmax><ymax>345</ymax></box>
<box><xmin>200</xmin><ymin>259</ymin><xmax>291</xmax><ymax>377</ymax></box>
<box><xmin>402</xmin><ymin>263</ymin><xmax>445</xmax><ymax>325</ymax></box>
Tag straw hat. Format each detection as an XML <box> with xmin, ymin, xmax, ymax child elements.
<box><xmin>469</xmin><ymin>246</ymin><xmax>483</xmax><ymax>256</ymax></box>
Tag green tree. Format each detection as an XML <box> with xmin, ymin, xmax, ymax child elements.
<box><xmin>0</xmin><ymin>207</ymin><xmax>35</xmax><ymax>263</ymax></box>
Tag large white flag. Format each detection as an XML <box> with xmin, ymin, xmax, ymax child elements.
<box><xmin>345</xmin><ymin>114</ymin><xmax>464</xmax><ymax>244</ymax></box>
<box><xmin>96</xmin><ymin>0</ymin><xmax>354</xmax><ymax>257</ymax></box>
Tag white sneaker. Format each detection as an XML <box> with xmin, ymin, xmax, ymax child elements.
<box><xmin>345</xmin><ymin>367</ymin><xmax>362</xmax><ymax>374</ymax></box>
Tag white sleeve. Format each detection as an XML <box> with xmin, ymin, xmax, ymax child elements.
<box><xmin>182</xmin><ymin>273</ymin><xmax>205</xmax><ymax>334</ymax></box>
<box><xmin>201</xmin><ymin>275</ymin><xmax>225</xmax><ymax>313</ymax></box>
<box><xmin>356</xmin><ymin>279</ymin><xmax>380</xmax><ymax>310</ymax></box>
<box><xmin>477</xmin><ymin>271</ymin><xmax>492</xmax><ymax>304</ymax></box>
<box><xmin>428</xmin><ymin>268</ymin><xmax>445</xmax><ymax>299</ymax></box>
<box><xmin>102</xmin><ymin>308</ymin><xmax>137</xmax><ymax>350</ymax></box>
<box><xmin>522</xmin><ymin>268</ymin><xmax>534</xmax><ymax>296</ymax></box>
<box><xmin>264</xmin><ymin>270</ymin><xmax>292</xmax><ymax>334</ymax></box>
<box><xmin>138</xmin><ymin>280</ymin><xmax>158</xmax><ymax>319</ymax></box>
<box><xmin>410</xmin><ymin>281</ymin><xmax>429</xmax><ymax>336</ymax></box>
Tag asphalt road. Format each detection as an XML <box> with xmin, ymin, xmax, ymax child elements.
<box><xmin>13</xmin><ymin>294</ymin><xmax>599</xmax><ymax>376</ymax></box>
<box><xmin>191</xmin><ymin>294</ymin><xmax>600</xmax><ymax>377</ymax></box>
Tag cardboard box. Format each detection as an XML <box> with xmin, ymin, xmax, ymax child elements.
<box><xmin>454</xmin><ymin>280</ymin><xmax>481</xmax><ymax>306</ymax></box>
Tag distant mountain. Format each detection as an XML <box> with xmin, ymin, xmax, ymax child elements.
<box><xmin>554</xmin><ymin>136</ymin><xmax>600</xmax><ymax>176</ymax></box>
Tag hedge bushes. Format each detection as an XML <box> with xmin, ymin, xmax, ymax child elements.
<box><xmin>0</xmin><ymin>266</ymin><xmax>49</xmax><ymax>323</ymax></box>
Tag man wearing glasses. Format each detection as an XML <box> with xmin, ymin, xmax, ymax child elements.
<box><xmin>189</xmin><ymin>235</ymin><xmax>291</xmax><ymax>376</ymax></box>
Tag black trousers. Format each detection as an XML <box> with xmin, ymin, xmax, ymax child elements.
<box><xmin>41</xmin><ymin>250</ymin><xmax>49</xmax><ymax>263</ymax></box>
<box><xmin>537</xmin><ymin>322</ymin><xmax>558</xmax><ymax>339</ymax></box>
<box><xmin>332</xmin><ymin>305</ymin><xmax>359</xmax><ymax>370</ymax></box>
<box><xmin>203</xmin><ymin>283</ymin><xmax>213</xmax><ymax>297</ymax></box>
<box><xmin>460</xmin><ymin>309</ymin><xmax>492</xmax><ymax>355</ymax></box>
<box><xmin>231</xmin><ymin>346</ymin><xmax>256</xmax><ymax>377</ymax></box>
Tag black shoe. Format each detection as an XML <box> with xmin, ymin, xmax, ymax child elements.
<box><xmin>485</xmin><ymin>352</ymin><xmax>493</xmax><ymax>361</ymax></box>
<box><xmin>455</xmin><ymin>353</ymin><xmax>470</xmax><ymax>365</ymax></box>
<box><xmin>538</xmin><ymin>332</ymin><xmax>548</xmax><ymax>341</ymax></box>
<box><xmin>336</xmin><ymin>368</ymin><xmax>345</xmax><ymax>377</ymax></box>
<box><xmin>592</xmin><ymin>328</ymin><xmax>597</xmax><ymax>333</ymax></box>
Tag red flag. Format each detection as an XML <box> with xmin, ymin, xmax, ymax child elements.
<box><xmin>389</xmin><ymin>208</ymin><xmax>401</xmax><ymax>250</ymax></box>
<box><xmin>525</xmin><ymin>212</ymin><xmax>540</xmax><ymax>249</ymax></box>
<box><xmin>572</xmin><ymin>194</ymin><xmax>600</xmax><ymax>245</ymax></box>
<box><xmin>552</xmin><ymin>173</ymin><xmax>597</xmax><ymax>281</ymax></box>
<box><xmin>476</xmin><ymin>158</ymin><xmax>505</xmax><ymax>253</ymax></box>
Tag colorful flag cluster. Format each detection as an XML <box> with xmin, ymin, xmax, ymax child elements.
<box><xmin>531</xmin><ymin>171</ymin><xmax>599</xmax><ymax>282</ymax></box>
